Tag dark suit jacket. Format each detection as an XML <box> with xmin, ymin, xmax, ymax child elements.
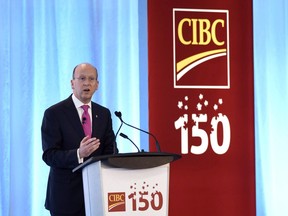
<box><xmin>41</xmin><ymin>95</ymin><xmax>116</xmax><ymax>215</ymax></box>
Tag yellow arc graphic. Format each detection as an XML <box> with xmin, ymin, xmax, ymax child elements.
<box><xmin>176</xmin><ymin>48</ymin><xmax>227</xmax><ymax>73</ymax></box>
<box><xmin>109</xmin><ymin>201</ymin><xmax>125</xmax><ymax>211</ymax></box>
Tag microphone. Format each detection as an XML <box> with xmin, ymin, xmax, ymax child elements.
<box><xmin>114</xmin><ymin>111</ymin><xmax>123</xmax><ymax>141</ymax></box>
<box><xmin>114</xmin><ymin>111</ymin><xmax>161</xmax><ymax>152</ymax></box>
<box><xmin>120</xmin><ymin>133</ymin><xmax>140</xmax><ymax>152</ymax></box>
<box><xmin>82</xmin><ymin>117</ymin><xmax>86</xmax><ymax>124</ymax></box>
<box><xmin>110</xmin><ymin>112</ymin><xmax>122</xmax><ymax>154</ymax></box>
<box><xmin>114</xmin><ymin>111</ymin><xmax>123</xmax><ymax>122</ymax></box>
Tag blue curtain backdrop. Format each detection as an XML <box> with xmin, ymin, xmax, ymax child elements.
<box><xmin>0</xmin><ymin>0</ymin><xmax>148</xmax><ymax>215</ymax></box>
<box><xmin>0</xmin><ymin>0</ymin><xmax>287</xmax><ymax>215</ymax></box>
<box><xmin>253</xmin><ymin>0</ymin><xmax>288</xmax><ymax>215</ymax></box>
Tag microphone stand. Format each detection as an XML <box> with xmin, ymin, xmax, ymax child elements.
<box><xmin>114</xmin><ymin>111</ymin><xmax>161</xmax><ymax>152</ymax></box>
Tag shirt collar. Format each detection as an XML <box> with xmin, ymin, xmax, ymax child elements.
<box><xmin>72</xmin><ymin>94</ymin><xmax>92</xmax><ymax>109</ymax></box>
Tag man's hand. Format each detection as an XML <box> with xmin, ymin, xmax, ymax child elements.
<box><xmin>79</xmin><ymin>136</ymin><xmax>100</xmax><ymax>158</ymax></box>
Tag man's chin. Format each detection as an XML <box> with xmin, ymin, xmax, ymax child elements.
<box><xmin>80</xmin><ymin>94</ymin><xmax>92</xmax><ymax>102</ymax></box>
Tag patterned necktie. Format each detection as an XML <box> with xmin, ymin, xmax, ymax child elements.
<box><xmin>81</xmin><ymin>105</ymin><xmax>92</xmax><ymax>137</ymax></box>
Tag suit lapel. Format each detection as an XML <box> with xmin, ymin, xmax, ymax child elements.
<box><xmin>63</xmin><ymin>96</ymin><xmax>85</xmax><ymax>138</ymax></box>
<box><xmin>91</xmin><ymin>103</ymin><xmax>101</xmax><ymax>138</ymax></box>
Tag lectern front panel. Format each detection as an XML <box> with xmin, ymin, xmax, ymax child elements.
<box><xmin>82</xmin><ymin>161</ymin><xmax>170</xmax><ymax>216</ymax></box>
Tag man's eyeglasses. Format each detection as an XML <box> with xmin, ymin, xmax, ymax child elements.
<box><xmin>74</xmin><ymin>77</ymin><xmax>97</xmax><ymax>83</ymax></box>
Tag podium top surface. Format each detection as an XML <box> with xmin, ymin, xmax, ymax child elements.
<box><xmin>73</xmin><ymin>152</ymin><xmax>181</xmax><ymax>172</ymax></box>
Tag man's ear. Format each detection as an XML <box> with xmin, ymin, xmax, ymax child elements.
<box><xmin>96</xmin><ymin>81</ymin><xmax>99</xmax><ymax>90</ymax></box>
<box><xmin>71</xmin><ymin>80</ymin><xmax>74</xmax><ymax>89</ymax></box>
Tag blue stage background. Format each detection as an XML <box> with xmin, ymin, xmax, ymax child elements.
<box><xmin>0</xmin><ymin>0</ymin><xmax>287</xmax><ymax>215</ymax></box>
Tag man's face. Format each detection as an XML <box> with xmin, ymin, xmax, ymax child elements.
<box><xmin>71</xmin><ymin>64</ymin><xmax>99</xmax><ymax>104</ymax></box>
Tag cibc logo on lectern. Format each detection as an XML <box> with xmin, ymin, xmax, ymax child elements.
<box><xmin>108</xmin><ymin>192</ymin><xmax>126</xmax><ymax>212</ymax></box>
<box><xmin>173</xmin><ymin>8</ymin><xmax>230</xmax><ymax>89</ymax></box>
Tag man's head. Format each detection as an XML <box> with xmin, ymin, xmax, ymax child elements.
<box><xmin>71</xmin><ymin>63</ymin><xmax>99</xmax><ymax>104</ymax></box>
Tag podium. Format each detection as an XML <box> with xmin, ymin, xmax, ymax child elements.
<box><xmin>73</xmin><ymin>152</ymin><xmax>181</xmax><ymax>216</ymax></box>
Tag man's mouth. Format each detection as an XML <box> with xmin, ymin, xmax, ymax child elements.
<box><xmin>83</xmin><ymin>89</ymin><xmax>90</xmax><ymax>92</ymax></box>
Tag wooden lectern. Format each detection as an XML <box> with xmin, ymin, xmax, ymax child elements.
<box><xmin>73</xmin><ymin>152</ymin><xmax>181</xmax><ymax>216</ymax></box>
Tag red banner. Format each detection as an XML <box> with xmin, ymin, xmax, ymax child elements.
<box><xmin>148</xmin><ymin>1</ymin><xmax>255</xmax><ymax>215</ymax></box>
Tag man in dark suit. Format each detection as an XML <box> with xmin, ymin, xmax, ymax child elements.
<box><xmin>41</xmin><ymin>63</ymin><xmax>117</xmax><ymax>216</ymax></box>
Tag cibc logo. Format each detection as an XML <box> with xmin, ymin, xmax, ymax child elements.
<box><xmin>173</xmin><ymin>9</ymin><xmax>230</xmax><ymax>89</ymax></box>
<box><xmin>108</xmin><ymin>192</ymin><xmax>126</xmax><ymax>212</ymax></box>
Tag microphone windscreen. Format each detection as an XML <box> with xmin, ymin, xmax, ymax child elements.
<box><xmin>120</xmin><ymin>132</ymin><xmax>128</xmax><ymax>139</ymax></box>
<box><xmin>114</xmin><ymin>111</ymin><xmax>122</xmax><ymax>117</ymax></box>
